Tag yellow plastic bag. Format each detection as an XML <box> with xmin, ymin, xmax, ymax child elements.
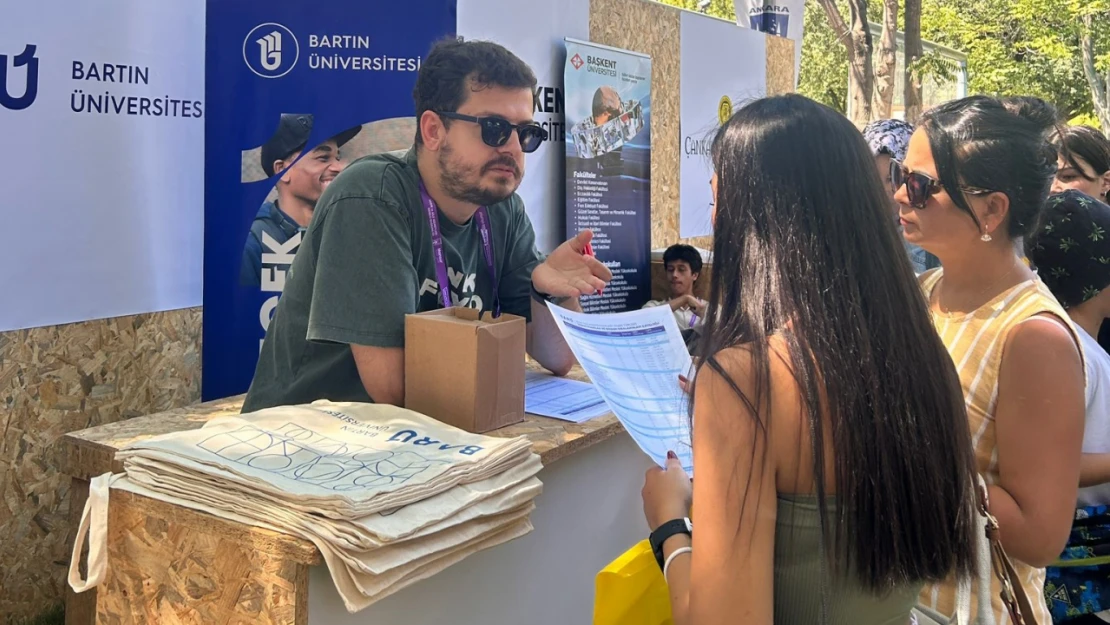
<box><xmin>593</xmin><ymin>539</ymin><xmax>675</xmax><ymax>625</ymax></box>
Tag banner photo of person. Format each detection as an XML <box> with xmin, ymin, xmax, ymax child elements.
<box><xmin>563</xmin><ymin>39</ymin><xmax>652</xmax><ymax>314</ymax></box>
<box><xmin>202</xmin><ymin>0</ymin><xmax>456</xmax><ymax>401</ymax></box>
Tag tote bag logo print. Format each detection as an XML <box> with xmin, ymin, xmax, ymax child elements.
<box><xmin>0</xmin><ymin>44</ymin><xmax>39</xmax><ymax>111</ymax></box>
<box><xmin>197</xmin><ymin>422</ymin><xmax>452</xmax><ymax>491</ymax></box>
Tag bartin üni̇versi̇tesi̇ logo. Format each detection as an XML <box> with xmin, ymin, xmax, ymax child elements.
<box><xmin>243</xmin><ymin>23</ymin><xmax>299</xmax><ymax>78</ymax></box>
<box><xmin>0</xmin><ymin>44</ymin><xmax>39</xmax><ymax>110</ymax></box>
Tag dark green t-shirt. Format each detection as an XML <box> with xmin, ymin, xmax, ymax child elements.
<box><xmin>242</xmin><ymin>148</ymin><xmax>543</xmax><ymax>412</ymax></box>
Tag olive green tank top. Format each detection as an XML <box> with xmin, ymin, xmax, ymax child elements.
<box><xmin>774</xmin><ymin>495</ymin><xmax>920</xmax><ymax>624</ymax></box>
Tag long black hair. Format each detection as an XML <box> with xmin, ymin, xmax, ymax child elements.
<box><xmin>695</xmin><ymin>94</ymin><xmax>977</xmax><ymax>592</ymax></box>
<box><xmin>921</xmin><ymin>95</ymin><xmax>1058</xmax><ymax>238</ymax></box>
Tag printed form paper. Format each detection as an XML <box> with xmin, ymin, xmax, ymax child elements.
<box><xmin>545</xmin><ymin>303</ymin><xmax>694</xmax><ymax>474</ymax></box>
<box><xmin>525</xmin><ymin>371</ymin><xmax>610</xmax><ymax>423</ymax></box>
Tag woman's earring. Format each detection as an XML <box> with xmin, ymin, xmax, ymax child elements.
<box><xmin>981</xmin><ymin>232</ymin><xmax>993</xmax><ymax>242</ymax></box>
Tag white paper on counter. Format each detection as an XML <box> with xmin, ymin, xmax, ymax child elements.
<box><xmin>525</xmin><ymin>371</ymin><xmax>610</xmax><ymax>423</ymax></box>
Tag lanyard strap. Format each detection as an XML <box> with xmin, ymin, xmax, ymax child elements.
<box><xmin>419</xmin><ymin>182</ymin><xmax>500</xmax><ymax>317</ymax></box>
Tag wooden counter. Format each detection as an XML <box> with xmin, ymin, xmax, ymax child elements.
<box><xmin>58</xmin><ymin>365</ymin><xmax>627</xmax><ymax>625</ymax></box>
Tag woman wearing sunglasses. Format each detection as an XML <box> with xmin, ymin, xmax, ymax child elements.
<box><xmin>894</xmin><ymin>95</ymin><xmax>1086</xmax><ymax>623</ymax></box>
<box><xmin>640</xmin><ymin>94</ymin><xmax>978</xmax><ymax>624</ymax></box>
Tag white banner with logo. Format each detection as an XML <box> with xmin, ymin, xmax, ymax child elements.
<box><xmin>0</xmin><ymin>0</ymin><xmax>205</xmax><ymax>332</ymax></box>
<box><xmin>679</xmin><ymin>13</ymin><xmax>767</xmax><ymax>238</ymax></box>
<box><xmin>734</xmin><ymin>0</ymin><xmax>804</xmax><ymax>85</ymax></box>
<box><xmin>457</xmin><ymin>0</ymin><xmax>590</xmax><ymax>254</ymax></box>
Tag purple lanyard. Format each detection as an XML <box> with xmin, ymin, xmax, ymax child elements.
<box><xmin>419</xmin><ymin>182</ymin><xmax>500</xmax><ymax>317</ymax></box>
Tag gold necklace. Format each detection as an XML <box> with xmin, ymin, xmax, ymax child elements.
<box><xmin>938</xmin><ymin>264</ymin><xmax>1019</xmax><ymax>314</ymax></box>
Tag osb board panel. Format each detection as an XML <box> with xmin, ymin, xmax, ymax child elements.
<box><xmin>766</xmin><ymin>35</ymin><xmax>796</xmax><ymax>97</ymax></box>
<box><xmin>59</xmin><ymin>362</ymin><xmax>624</xmax><ymax>482</ymax></box>
<box><xmin>96</xmin><ymin>489</ymin><xmax>309</xmax><ymax>625</ymax></box>
<box><xmin>591</xmin><ymin>0</ymin><xmax>680</xmax><ymax>252</ymax></box>
<box><xmin>0</xmin><ymin>307</ymin><xmax>202</xmax><ymax>623</ymax></box>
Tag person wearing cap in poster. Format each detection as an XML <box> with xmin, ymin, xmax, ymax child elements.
<box><xmin>241</xmin><ymin>39</ymin><xmax>612</xmax><ymax>413</ymax></box>
<box><xmin>239</xmin><ymin>114</ymin><xmax>361</xmax><ymax>287</ymax></box>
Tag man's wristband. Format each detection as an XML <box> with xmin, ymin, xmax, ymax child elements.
<box><xmin>530</xmin><ymin>284</ymin><xmax>573</xmax><ymax>306</ymax></box>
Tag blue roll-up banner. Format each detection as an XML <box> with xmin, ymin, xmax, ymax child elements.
<box><xmin>202</xmin><ymin>1</ymin><xmax>457</xmax><ymax>400</ymax></box>
<box><xmin>563</xmin><ymin>39</ymin><xmax>652</xmax><ymax>314</ymax></box>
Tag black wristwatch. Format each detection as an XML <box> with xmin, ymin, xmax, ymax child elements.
<box><xmin>530</xmin><ymin>283</ymin><xmax>573</xmax><ymax>306</ymax></box>
<box><xmin>649</xmin><ymin>517</ymin><xmax>692</xmax><ymax>569</ymax></box>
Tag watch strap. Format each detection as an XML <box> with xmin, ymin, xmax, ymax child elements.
<box><xmin>649</xmin><ymin>517</ymin><xmax>692</xmax><ymax>569</ymax></box>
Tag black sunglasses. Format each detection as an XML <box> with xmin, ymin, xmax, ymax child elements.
<box><xmin>437</xmin><ymin>112</ymin><xmax>547</xmax><ymax>153</ymax></box>
<box><xmin>890</xmin><ymin>160</ymin><xmax>994</xmax><ymax>209</ymax></box>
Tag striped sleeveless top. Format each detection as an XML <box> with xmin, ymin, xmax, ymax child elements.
<box><xmin>918</xmin><ymin>269</ymin><xmax>1081</xmax><ymax>624</ymax></box>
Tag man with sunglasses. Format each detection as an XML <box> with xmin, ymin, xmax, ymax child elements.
<box><xmin>243</xmin><ymin>38</ymin><xmax>612</xmax><ymax>413</ymax></box>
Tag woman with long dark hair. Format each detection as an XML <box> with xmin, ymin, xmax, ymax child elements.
<box><xmin>893</xmin><ymin>95</ymin><xmax>1085</xmax><ymax>622</ymax></box>
<box><xmin>640</xmin><ymin>94</ymin><xmax>979</xmax><ymax>624</ymax></box>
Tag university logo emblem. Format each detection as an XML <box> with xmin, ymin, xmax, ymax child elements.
<box><xmin>718</xmin><ymin>95</ymin><xmax>732</xmax><ymax>125</ymax></box>
<box><xmin>0</xmin><ymin>44</ymin><xmax>39</xmax><ymax>111</ymax></box>
<box><xmin>243</xmin><ymin>23</ymin><xmax>299</xmax><ymax>78</ymax></box>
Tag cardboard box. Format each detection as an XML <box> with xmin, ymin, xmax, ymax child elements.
<box><xmin>404</xmin><ymin>308</ymin><xmax>526</xmax><ymax>433</ymax></box>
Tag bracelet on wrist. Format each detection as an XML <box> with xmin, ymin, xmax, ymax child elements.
<box><xmin>663</xmin><ymin>546</ymin><xmax>692</xmax><ymax>583</ymax></box>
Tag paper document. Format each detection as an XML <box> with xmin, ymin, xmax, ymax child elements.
<box><xmin>525</xmin><ymin>371</ymin><xmax>610</xmax><ymax>423</ymax></box>
<box><xmin>545</xmin><ymin>304</ymin><xmax>694</xmax><ymax>474</ymax></box>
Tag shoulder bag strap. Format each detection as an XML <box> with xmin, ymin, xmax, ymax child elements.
<box><xmin>978</xmin><ymin>476</ymin><xmax>1039</xmax><ymax>625</ymax></box>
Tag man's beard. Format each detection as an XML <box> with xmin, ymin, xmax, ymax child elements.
<box><xmin>438</xmin><ymin>142</ymin><xmax>521</xmax><ymax>207</ymax></box>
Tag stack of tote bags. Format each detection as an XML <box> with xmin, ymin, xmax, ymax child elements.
<box><xmin>68</xmin><ymin>400</ymin><xmax>543</xmax><ymax>612</ymax></box>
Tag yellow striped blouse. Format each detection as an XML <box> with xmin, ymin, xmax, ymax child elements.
<box><xmin>918</xmin><ymin>269</ymin><xmax>1081</xmax><ymax>624</ymax></box>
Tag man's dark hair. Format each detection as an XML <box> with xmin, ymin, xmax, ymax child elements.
<box><xmin>663</xmin><ymin>244</ymin><xmax>703</xmax><ymax>275</ymax></box>
<box><xmin>413</xmin><ymin>38</ymin><xmax>537</xmax><ymax>146</ymax></box>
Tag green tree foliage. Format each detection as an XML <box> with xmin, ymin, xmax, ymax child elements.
<box><xmin>922</xmin><ymin>0</ymin><xmax>1109</xmax><ymax>124</ymax></box>
<box><xmin>799</xmin><ymin>1</ymin><xmax>849</xmax><ymax>112</ymax></box>
<box><xmin>659</xmin><ymin>0</ymin><xmax>736</xmax><ymax>20</ymax></box>
<box><xmin>795</xmin><ymin>0</ymin><xmax>1109</xmax><ymax>126</ymax></box>
<box><xmin>664</xmin><ymin>0</ymin><xmax>1110</xmax><ymax>129</ymax></box>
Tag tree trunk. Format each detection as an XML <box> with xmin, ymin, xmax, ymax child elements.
<box><xmin>1080</xmin><ymin>13</ymin><xmax>1110</xmax><ymax>134</ymax></box>
<box><xmin>872</xmin><ymin>0</ymin><xmax>899</xmax><ymax>119</ymax></box>
<box><xmin>816</xmin><ymin>0</ymin><xmax>875</xmax><ymax>125</ymax></box>
<box><xmin>903</xmin><ymin>0</ymin><xmax>924</xmax><ymax>123</ymax></box>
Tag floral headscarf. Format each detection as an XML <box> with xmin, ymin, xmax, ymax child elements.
<box><xmin>862</xmin><ymin>119</ymin><xmax>915</xmax><ymax>162</ymax></box>
<box><xmin>1026</xmin><ymin>190</ymin><xmax>1110</xmax><ymax>308</ymax></box>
